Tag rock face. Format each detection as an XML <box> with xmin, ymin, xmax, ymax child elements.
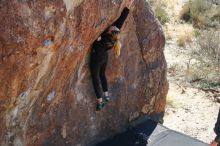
<box><xmin>0</xmin><ymin>0</ymin><xmax>168</xmax><ymax>146</ymax></box>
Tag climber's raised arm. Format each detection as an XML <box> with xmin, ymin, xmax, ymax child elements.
<box><xmin>112</xmin><ymin>7</ymin><xmax>129</xmax><ymax>29</ymax></box>
<box><xmin>98</xmin><ymin>0</ymin><xmax>134</xmax><ymax>39</ymax></box>
<box><xmin>98</xmin><ymin>7</ymin><xmax>129</xmax><ymax>39</ymax></box>
<box><xmin>112</xmin><ymin>0</ymin><xmax>134</xmax><ymax>29</ymax></box>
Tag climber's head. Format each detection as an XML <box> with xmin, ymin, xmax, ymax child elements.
<box><xmin>108</xmin><ymin>26</ymin><xmax>120</xmax><ymax>40</ymax></box>
<box><xmin>108</xmin><ymin>26</ymin><xmax>120</xmax><ymax>34</ymax></box>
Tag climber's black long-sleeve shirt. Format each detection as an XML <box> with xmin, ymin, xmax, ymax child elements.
<box><xmin>91</xmin><ymin>8</ymin><xmax>129</xmax><ymax>64</ymax></box>
<box><xmin>214</xmin><ymin>108</ymin><xmax>220</xmax><ymax>143</ymax></box>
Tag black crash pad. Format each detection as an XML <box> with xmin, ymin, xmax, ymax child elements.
<box><xmin>95</xmin><ymin>118</ymin><xmax>208</xmax><ymax>146</ymax></box>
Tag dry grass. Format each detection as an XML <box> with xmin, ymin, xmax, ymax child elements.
<box><xmin>166</xmin><ymin>94</ymin><xmax>183</xmax><ymax>109</ymax></box>
<box><xmin>164</xmin><ymin>24</ymin><xmax>174</xmax><ymax>40</ymax></box>
<box><xmin>166</xmin><ymin>95</ymin><xmax>176</xmax><ymax>109</ymax></box>
<box><xmin>177</xmin><ymin>24</ymin><xmax>194</xmax><ymax>47</ymax></box>
<box><xmin>165</xmin><ymin>30</ymin><xmax>173</xmax><ymax>40</ymax></box>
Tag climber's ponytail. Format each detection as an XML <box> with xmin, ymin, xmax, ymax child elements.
<box><xmin>113</xmin><ymin>40</ymin><xmax>121</xmax><ymax>58</ymax></box>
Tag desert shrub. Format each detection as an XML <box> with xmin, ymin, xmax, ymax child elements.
<box><xmin>180</xmin><ymin>2</ymin><xmax>191</xmax><ymax>22</ymax></box>
<box><xmin>196</xmin><ymin>30</ymin><xmax>220</xmax><ymax>66</ymax></box>
<box><xmin>180</xmin><ymin>0</ymin><xmax>220</xmax><ymax>28</ymax></box>
<box><xmin>168</xmin><ymin>63</ymin><xmax>179</xmax><ymax>76</ymax></box>
<box><xmin>149</xmin><ymin>0</ymin><xmax>177</xmax><ymax>8</ymax></box>
<box><xmin>187</xmin><ymin>30</ymin><xmax>220</xmax><ymax>87</ymax></box>
<box><xmin>186</xmin><ymin>61</ymin><xmax>220</xmax><ymax>90</ymax></box>
<box><xmin>149</xmin><ymin>0</ymin><xmax>170</xmax><ymax>25</ymax></box>
<box><xmin>193</xmin><ymin>29</ymin><xmax>201</xmax><ymax>38</ymax></box>
<box><xmin>155</xmin><ymin>6</ymin><xmax>170</xmax><ymax>24</ymax></box>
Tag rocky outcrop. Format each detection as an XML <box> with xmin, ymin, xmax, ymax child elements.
<box><xmin>0</xmin><ymin>0</ymin><xmax>168</xmax><ymax>146</ymax></box>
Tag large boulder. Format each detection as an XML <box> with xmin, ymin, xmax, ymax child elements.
<box><xmin>0</xmin><ymin>0</ymin><xmax>168</xmax><ymax>145</ymax></box>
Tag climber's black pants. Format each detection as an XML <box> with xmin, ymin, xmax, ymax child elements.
<box><xmin>90</xmin><ymin>61</ymin><xmax>108</xmax><ymax>99</ymax></box>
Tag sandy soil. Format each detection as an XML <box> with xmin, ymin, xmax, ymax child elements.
<box><xmin>161</xmin><ymin>0</ymin><xmax>220</xmax><ymax>144</ymax></box>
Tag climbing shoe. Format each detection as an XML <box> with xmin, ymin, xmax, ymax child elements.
<box><xmin>104</xmin><ymin>96</ymin><xmax>110</xmax><ymax>103</ymax></box>
<box><xmin>96</xmin><ymin>101</ymin><xmax>105</xmax><ymax>111</ymax></box>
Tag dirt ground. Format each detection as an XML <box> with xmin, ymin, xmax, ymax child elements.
<box><xmin>161</xmin><ymin>0</ymin><xmax>220</xmax><ymax>144</ymax></box>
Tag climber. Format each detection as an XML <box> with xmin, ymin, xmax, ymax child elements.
<box><xmin>211</xmin><ymin>108</ymin><xmax>220</xmax><ymax>146</ymax></box>
<box><xmin>90</xmin><ymin>0</ymin><xmax>134</xmax><ymax>111</ymax></box>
